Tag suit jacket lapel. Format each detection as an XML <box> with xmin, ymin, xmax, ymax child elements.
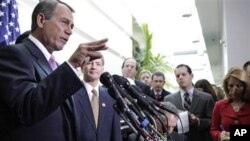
<box><xmin>24</xmin><ymin>39</ymin><xmax>52</xmax><ymax>75</ymax></box>
<box><xmin>176</xmin><ymin>92</ymin><xmax>185</xmax><ymax>110</ymax></box>
<box><xmin>77</xmin><ymin>88</ymin><xmax>96</xmax><ymax>129</ymax></box>
<box><xmin>97</xmin><ymin>87</ymin><xmax>108</xmax><ymax>130</ymax></box>
<box><xmin>190</xmin><ymin>90</ymin><xmax>200</xmax><ymax>112</ymax></box>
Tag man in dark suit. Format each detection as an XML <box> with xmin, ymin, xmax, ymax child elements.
<box><xmin>164</xmin><ymin>64</ymin><xmax>214</xmax><ymax>141</ymax></box>
<box><xmin>0</xmin><ymin>1</ymin><xmax>108</xmax><ymax>141</ymax></box>
<box><xmin>121</xmin><ymin>58</ymin><xmax>151</xmax><ymax>95</ymax></box>
<box><xmin>149</xmin><ymin>71</ymin><xmax>171</xmax><ymax>102</ymax></box>
<box><xmin>74</xmin><ymin>57</ymin><xmax>122</xmax><ymax>141</ymax></box>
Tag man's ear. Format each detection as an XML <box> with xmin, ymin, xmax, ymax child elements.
<box><xmin>36</xmin><ymin>13</ymin><xmax>46</xmax><ymax>28</ymax></box>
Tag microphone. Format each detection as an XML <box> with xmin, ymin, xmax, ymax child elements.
<box><xmin>112</xmin><ymin>75</ymin><xmax>158</xmax><ymax>117</ymax></box>
<box><xmin>100</xmin><ymin>72</ymin><xmax>152</xmax><ymax>139</ymax></box>
<box><xmin>112</xmin><ymin>75</ymin><xmax>179</xmax><ymax>117</ymax></box>
<box><xmin>113</xmin><ymin>77</ymin><xmax>151</xmax><ymax>129</ymax></box>
<box><xmin>100</xmin><ymin>72</ymin><xmax>130</xmax><ymax>113</ymax></box>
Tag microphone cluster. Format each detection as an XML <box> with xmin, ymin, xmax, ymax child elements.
<box><xmin>100</xmin><ymin>72</ymin><xmax>178</xmax><ymax>141</ymax></box>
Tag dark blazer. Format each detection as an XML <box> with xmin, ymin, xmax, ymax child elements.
<box><xmin>0</xmin><ymin>39</ymin><xmax>83</xmax><ymax>141</ymax></box>
<box><xmin>164</xmin><ymin>89</ymin><xmax>214</xmax><ymax>141</ymax></box>
<box><xmin>128</xmin><ymin>131</ymin><xmax>187</xmax><ymax>141</ymax></box>
<box><xmin>167</xmin><ymin>131</ymin><xmax>187</xmax><ymax>141</ymax></box>
<box><xmin>74</xmin><ymin>86</ymin><xmax>122</xmax><ymax>141</ymax></box>
<box><xmin>135</xmin><ymin>80</ymin><xmax>151</xmax><ymax>96</ymax></box>
<box><xmin>149</xmin><ymin>89</ymin><xmax>171</xmax><ymax>102</ymax></box>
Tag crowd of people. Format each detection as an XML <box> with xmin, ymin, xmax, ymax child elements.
<box><xmin>0</xmin><ymin>1</ymin><xmax>250</xmax><ymax>141</ymax></box>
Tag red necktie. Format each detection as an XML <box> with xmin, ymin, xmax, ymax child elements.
<box><xmin>156</xmin><ymin>93</ymin><xmax>161</xmax><ymax>101</ymax></box>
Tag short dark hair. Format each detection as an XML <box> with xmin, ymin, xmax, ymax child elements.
<box><xmin>151</xmin><ymin>71</ymin><xmax>165</xmax><ymax>81</ymax></box>
<box><xmin>31</xmin><ymin>0</ymin><xmax>75</xmax><ymax>32</ymax></box>
<box><xmin>175</xmin><ymin>64</ymin><xmax>192</xmax><ymax>74</ymax></box>
<box><xmin>243</xmin><ymin>61</ymin><xmax>250</xmax><ymax>71</ymax></box>
<box><xmin>121</xmin><ymin>58</ymin><xmax>138</xmax><ymax>70</ymax></box>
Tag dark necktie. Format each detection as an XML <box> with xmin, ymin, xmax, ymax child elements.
<box><xmin>184</xmin><ymin>92</ymin><xmax>191</xmax><ymax>111</ymax></box>
<box><xmin>91</xmin><ymin>89</ymin><xmax>99</xmax><ymax>128</ymax></box>
<box><xmin>48</xmin><ymin>55</ymin><xmax>57</xmax><ymax>71</ymax></box>
<box><xmin>156</xmin><ymin>93</ymin><xmax>161</xmax><ymax>101</ymax></box>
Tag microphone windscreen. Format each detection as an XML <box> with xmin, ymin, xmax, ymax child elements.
<box><xmin>100</xmin><ymin>72</ymin><xmax>112</xmax><ymax>87</ymax></box>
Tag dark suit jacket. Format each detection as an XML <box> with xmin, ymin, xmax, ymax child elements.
<box><xmin>135</xmin><ymin>80</ymin><xmax>151</xmax><ymax>96</ymax></box>
<box><xmin>149</xmin><ymin>89</ymin><xmax>171</xmax><ymax>102</ymax></box>
<box><xmin>167</xmin><ymin>131</ymin><xmax>187</xmax><ymax>141</ymax></box>
<box><xmin>74</xmin><ymin>86</ymin><xmax>122</xmax><ymax>141</ymax></box>
<box><xmin>0</xmin><ymin>39</ymin><xmax>83</xmax><ymax>141</ymax></box>
<box><xmin>128</xmin><ymin>131</ymin><xmax>186</xmax><ymax>141</ymax></box>
<box><xmin>164</xmin><ymin>89</ymin><xmax>214</xmax><ymax>141</ymax></box>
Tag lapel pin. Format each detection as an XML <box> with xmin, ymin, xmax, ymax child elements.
<box><xmin>102</xmin><ymin>103</ymin><xmax>106</xmax><ymax>107</ymax></box>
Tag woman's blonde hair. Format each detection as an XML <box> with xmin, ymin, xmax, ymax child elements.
<box><xmin>223</xmin><ymin>67</ymin><xmax>249</xmax><ymax>101</ymax></box>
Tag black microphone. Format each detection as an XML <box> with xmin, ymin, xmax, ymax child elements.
<box><xmin>100</xmin><ymin>72</ymin><xmax>130</xmax><ymax>113</ymax></box>
<box><xmin>113</xmin><ymin>74</ymin><xmax>178</xmax><ymax>116</ymax></box>
<box><xmin>112</xmin><ymin>75</ymin><xmax>158</xmax><ymax>117</ymax></box>
<box><xmin>112</xmin><ymin>76</ymin><xmax>151</xmax><ymax>129</ymax></box>
<box><xmin>100</xmin><ymin>72</ymin><xmax>153</xmax><ymax>137</ymax></box>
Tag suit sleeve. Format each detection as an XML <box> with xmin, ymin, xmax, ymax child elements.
<box><xmin>197</xmin><ymin>94</ymin><xmax>215</xmax><ymax>131</ymax></box>
<box><xmin>0</xmin><ymin>47</ymin><xmax>83</xmax><ymax>125</ymax></box>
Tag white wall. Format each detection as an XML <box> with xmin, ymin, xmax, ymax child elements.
<box><xmin>225</xmin><ymin>0</ymin><xmax>250</xmax><ymax>69</ymax></box>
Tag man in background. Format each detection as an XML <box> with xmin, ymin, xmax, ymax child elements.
<box><xmin>150</xmin><ymin>71</ymin><xmax>171</xmax><ymax>102</ymax></box>
<box><xmin>243</xmin><ymin>61</ymin><xmax>250</xmax><ymax>81</ymax></box>
<box><xmin>121</xmin><ymin>58</ymin><xmax>150</xmax><ymax>95</ymax></box>
<box><xmin>164</xmin><ymin>64</ymin><xmax>214</xmax><ymax>141</ymax></box>
<box><xmin>159</xmin><ymin>102</ymin><xmax>187</xmax><ymax>141</ymax></box>
<box><xmin>74</xmin><ymin>57</ymin><xmax>122</xmax><ymax>141</ymax></box>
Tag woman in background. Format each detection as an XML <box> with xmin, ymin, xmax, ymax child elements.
<box><xmin>195</xmin><ymin>79</ymin><xmax>218</xmax><ymax>101</ymax></box>
<box><xmin>210</xmin><ymin>68</ymin><xmax>250</xmax><ymax>141</ymax></box>
<box><xmin>139</xmin><ymin>70</ymin><xmax>152</xmax><ymax>86</ymax></box>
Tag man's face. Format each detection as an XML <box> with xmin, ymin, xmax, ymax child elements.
<box><xmin>82</xmin><ymin>58</ymin><xmax>104</xmax><ymax>82</ymax></box>
<box><xmin>166</xmin><ymin>113</ymin><xmax>177</xmax><ymax>134</ymax></box>
<box><xmin>140</xmin><ymin>72</ymin><xmax>151</xmax><ymax>85</ymax></box>
<box><xmin>175</xmin><ymin>66</ymin><xmax>193</xmax><ymax>90</ymax></box>
<box><xmin>40</xmin><ymin>4</ymin><xmax>74</xmax><ymax>53</ymax></box>
<box><xmin>122</xmin><ymin>59</ymin><xmax>137</xmax><ymax>79</ymax></box>
<box><xmin>151</xmin><ymin>75</ymin><xmax>165</xmax><ymax>92</ymax></box>
<box><xmin>245</xmin><ymin>65</ymin><xmax>250</xmax><ymax>81</ymax></box>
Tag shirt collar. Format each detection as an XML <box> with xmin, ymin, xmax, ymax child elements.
<box><xmin>82</xmin><ymin>81</ymin><xmax>99</xmax><ymax>100</ymax></box>
<box><xmin>28</xmin><ymin>35</ymin><xmax>51</xmax><ymax>61</ymax></box>
<box><xmin>180</xmin><ymin>86</ymin><xmax>194</xmax><ymax>97</ymax></box>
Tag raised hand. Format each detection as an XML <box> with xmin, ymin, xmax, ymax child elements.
<box><xmin>68</xmin><ymin>38</ymin><xmax>108</xmax><ymax>68</ymax></box>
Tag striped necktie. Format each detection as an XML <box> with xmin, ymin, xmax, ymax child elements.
<box><xmin>184</xmin><ymin>92</ymin><xmax>191</xmax><ymax>111</ymax></box>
